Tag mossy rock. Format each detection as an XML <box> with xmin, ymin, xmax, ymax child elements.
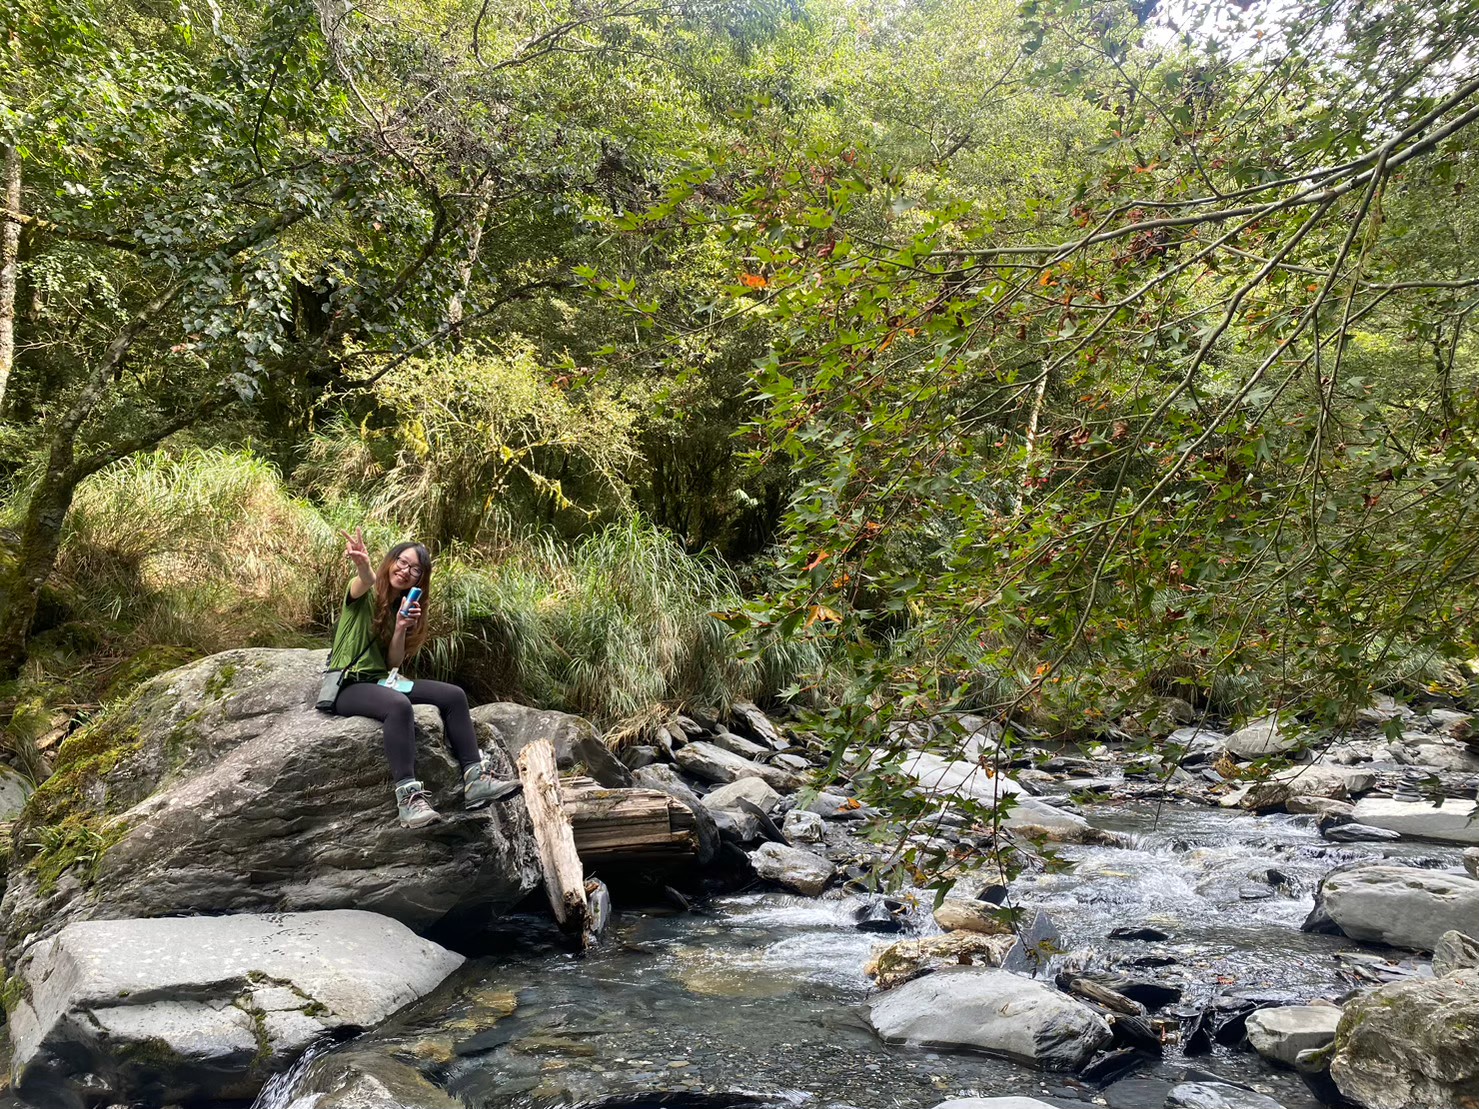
<box><xmin>1330</xmin><ymin>974</ymin><xmax>1479</xmax><ymax>1109</ymax></box>
<box><xmin>0</xmin><ymin>647</ymin><xmax>542</xmax><ymax>966</ymax></box>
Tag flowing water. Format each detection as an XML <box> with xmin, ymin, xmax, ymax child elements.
<box><xmin>261</xmin><ymin>801</ymin><xmax>1466</xmax><ymax>1109</ymax></box>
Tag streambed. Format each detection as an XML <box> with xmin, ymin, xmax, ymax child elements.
<box><xmin>261</xmin><ymin>801</ymin><xmax>1464</xmax><ymax>1109</ymax></box>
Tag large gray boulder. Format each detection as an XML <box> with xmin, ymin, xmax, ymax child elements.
<box><xmin>1241</xmin><ymin>765</ymin><xmax>1373</xmax><ymax>811</ymax></box>
<box><xmin>1225</xmin><ymin>714</ymin><xmax>1301</xmax><ymax>759</ymax></box>
<box><xmin>9</xmin><ymin>911</ymin><xmax>463</xmax><ymax>1108</ymax></box>
<box><xmin>674</xmin><ymin>741</ymin><xmax>803</xmax><ymax>791</ymax></box>
<box><xmin>1349</xmin><ymin>797</ymin><xmax>1479</xmax><ymax>844</ymax></box>
<box><xmin>469</xmin><ymin>702</ymin><xmax>631</xmax><ymax>787</ymax></box>
<box><xmin>1315</xmin><ymin>865</ymin><xmax>1479</xmax><ymax>951</ymax></box>
<box><xmin>0</xmin><ymin>649</ymin><xmax>543</xmax><ymax>964</ymax></box>
<box><xmin>867</xmin><ymin>968</ymin><xmax>1112</xmax><ymax>1070</ymax></box>
<box><xmin>1244</xmin><ymin>1005</ymin><xmax>1341</xmax><ymax>1067</ymax></box>
<box><xmin>1165</xmin><ymin>1084</ymin><xmax>1287</xmax><ymax>1109</ymax></box>
<box><xmin>1330</xmin><ymin>973</ymin><xmax>1479</xmax><ymax>1109</ymax></box>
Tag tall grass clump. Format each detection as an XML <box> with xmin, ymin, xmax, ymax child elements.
<box><xmin>425</xmin><ymin>518</ymin><xmax>823</xmax><ymax>731</ymax></box>
<box><xmin>47</xmin><ymin>447</ymin><xmax>343</xmax><ymax>655</ymax></box>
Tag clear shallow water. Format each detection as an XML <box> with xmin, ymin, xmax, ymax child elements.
<box><xmin>264</xmin><ymin>802</ymin><xmax>1466</xmax><ymax>1109</ymax></box>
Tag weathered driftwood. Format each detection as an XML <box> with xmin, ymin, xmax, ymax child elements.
<box><xmin>517</xmin><ymin>739</ymin><xmax>591</xmax><ymax>938</ymax></box>
<box><xmin>561</xmin><ymin>776</ymin><xmax>700</xmax><ymax>866</ymax></box>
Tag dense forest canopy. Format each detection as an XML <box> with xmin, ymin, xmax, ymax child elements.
<box><xmin>2</xmin><ymin>0</ymin><xmax>1478</xmax><ymax>833</ymax></box>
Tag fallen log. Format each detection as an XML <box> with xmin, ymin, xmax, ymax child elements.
<box><xmin>561</xmin><ymin>776</ymin><xmax>700</xmax><ymax>867</ymax></box>
<box><xmin>517</xmin><ymin>739</ymin><xmax>591</xmax><ymax>939</ymax></box>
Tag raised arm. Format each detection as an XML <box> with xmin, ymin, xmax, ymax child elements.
<box><xmin>340</xmin><ymin>528</ymin><xmax>375</xmax><ymax>599</ymax></box>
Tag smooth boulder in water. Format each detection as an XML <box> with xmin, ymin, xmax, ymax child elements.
<box><xmin>8</xmin><ymin>910</ymin><xmax>462</xmax><ymax>1108</ymax></box>
<box><xmin>1311</xmin><ymin>864</ymin><xmax>1479</xmax><ymax>951</ymax></box>
<box><xmin>748</xmin><ymin>841</ymin><xmax>834</xmax><ymax>895</ymax></box>
<box><xmin>867</xmin><ymin>967</ymin><xmax>1112</xmax><ymax>1070</ymax></box>
<box><xmin>1164</xmin><ymin>1082</ymin><xmax>1288</xmax><ymax>1109</ymax></box>
<box><xmin>0</xmin><ymin>648</ymin><xmax>542</xmax><ymax>964</ymax></box>
<box><xmin>1243</xmin><ymin>1005</ymin><xmax>1341</xmax><ymax>1068</ymax></box>
<box><xmin>1348</xmin><ymin>797</ymin><xmax>1479</xmax><ymax>844</ymax></box>
<box><xmin>1329</xmin><ymin>973</ymin><xmax>1479</xmax><ymax>1109</ymax></box>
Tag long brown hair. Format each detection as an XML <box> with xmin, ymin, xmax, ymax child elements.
<box><xmin>372</xmin><ymin>541</ymin><xmax>433</xmax><ymax>657</ymax></box>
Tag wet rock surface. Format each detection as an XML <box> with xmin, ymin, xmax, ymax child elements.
<box><xmin>0</xmin><ymin>649</ymin><xmax>543</xmax><ymax>963</ymax></box>
<box><xmin>10</xmin><ymin>655</ymin><xmax>1479</xmax><ymax>1109</ymax></box>
<box><xmin>9</xmin><ymin>911</ymin><xmax>462</xmax><ymax>1108</ymax></box>
<box><xmin>867</xmin><ymin>968</ymin><xmax>1113</xmax><ymax>1070</ymax></box>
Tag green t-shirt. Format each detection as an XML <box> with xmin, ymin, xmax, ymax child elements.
<box><xmin>327</xmin><ymin>588</ymin><xmax>390</xmax><ymax>682</ymax></box>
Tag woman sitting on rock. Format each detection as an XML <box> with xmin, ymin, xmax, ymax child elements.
<box><xmin>328</xmin><ymin>528</ymin><xmax>520</xmax><ymax>828</ymax></box>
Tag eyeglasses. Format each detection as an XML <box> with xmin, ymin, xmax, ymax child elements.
<box><xmin>393</xmin><ymin>556</ymin><xmax>423</xmax><ymax>580</ymax></box>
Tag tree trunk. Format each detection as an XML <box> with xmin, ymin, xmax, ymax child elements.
<box><xmin>0</xmin><ymin>456</ymin><xmax>81</xmax><ymax>680</ymax></box>
<box><xmin>445</xmin><ymin>194</ymin><xmax>491</xmax><ymax>343</ymax></box>
<box><xmin>0</xmin><ymin>142</ymin><xmax>21</xmax><ymax>409</ymax></box>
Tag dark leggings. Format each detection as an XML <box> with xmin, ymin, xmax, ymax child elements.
<box><xmin>335</xmin><ymin>679</ymin><xmax>481</xmax><ymax>782</ymax></box>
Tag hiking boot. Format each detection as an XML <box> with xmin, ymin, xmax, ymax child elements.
<box><xmin>394</xmin><ymin>779</ymin><xmax>441</xmax><ymax>828</ymax></box>
<box><xmin>463</xmin><ymin>759</ymin><xmax>523</xmax><ymax>809</ymax></box>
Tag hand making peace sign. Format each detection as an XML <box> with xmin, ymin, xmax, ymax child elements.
<box><xmin>339</xmin><ymin>528</ymin><xmax>372</xmax><ymax>576</ymax></box>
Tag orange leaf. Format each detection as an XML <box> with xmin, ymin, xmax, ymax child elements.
<box><xmin>804</xmin><ymin>549</ymin><xmax>830</xmax><ymax>571</ymax></box>
<box><xmin>740</xmin><ymin>273</ymin><xmax>768</xmax><ymax>288</ymax></box>
<box><xmin>1039</xmin><ymin>270</ymin><xmax>1054</xmax><ymax>286</ymax></box>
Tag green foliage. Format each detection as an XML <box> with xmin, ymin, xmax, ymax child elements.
<box><xmin>296</xmin><ymin>344</ymin><xmax>639</xmax><ymax>548</ymax></box>
<box><xmin>423</xmin><ymin>517</ymin><xmax>822</xmax><ymax>729</ymax></box>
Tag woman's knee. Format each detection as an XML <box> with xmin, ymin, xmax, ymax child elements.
<box><xmin>385</xmin><ymin>697</ymin><xmax>415</xmax><ymax>728</ymax></box>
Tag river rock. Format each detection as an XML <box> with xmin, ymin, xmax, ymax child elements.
<box><xmin>631</xmin><ymin>764</ymin><xmax>719</xmax><ymax>866</ymax></box>
<box><xmin>1225</xmin><ymin>714</ymin><xmax>1301</xmax><ymax>759</ymax></box>
<box><xmin>1410</xmin><ymin>742</ymin><xmax>1479</xmax><ymax>772</ymax></box>
<box><xmin>900</xmin><ymin>752</ymin><xmax>1025</xmax><ymax>804</ymax></box>
<box><xmin>1244</xmin><ymin>1005</ymin><xmax>1341</xmax><ymax>1067</ymax></box>
<box><xmin>294</xmin><ymin>1050</ymin><xmax>466</xmax><ymax>1109</ymax></box>
<box><xmin>9</xmin><ymin>910</ymin><xmax>462</xmax><ymax>1107</ymax></box>
<box><xmin>933</xmin><ymin>898</ymin><xmax>1013</xmax><ymax>935</ymax></box>
<box><xmin>929</xmin><ymin>1099</ymin><xmax>1060</xmax><ymax>1109</ymax></box>
<box><xmin>1241</xmin><ymin>765</ymin><xmax>1368</xmax><ymax>811</ymax></box>
<box><xmin>1005</xmin><ymin>796</ymin><xmax>1098</xmax><ymax>842</ymax></box>
<box><xmin>1433</xmin><ymin>929</ymin><xmax>1479</xmax><ymax>975</ymax></box>
<box><xmin>1164</xmin><ymin>1083</ymin><xmax>1287</xmax><ymax>1109</ymax></box>
<box><xmin>782</xmin><ymin>808</ymin><xmax>825</xmax><ymax>843</ymax></box>
<box><xmin>1314</xmin><ymin>865</ymin><xmax>1479</xmax><ymax>951</ymax></box>
<box><xmin>1285</xmin><ymin>795</ymin><xmax>1355</xmax><ymax>819</ymax></box>
<box><xmin>703</xmin><ymin>777</ymin><xmax>781</xmax><ymax>815</ymax></box>
<box><xmin>867</xmin><ymin>967</ymin><xmax>1112</xmax><ymax>1070</ymax></box>
<box><xmin>1321</xmin><ymin>822</ymin><xmax>1401</xmax><ymax>843</ymax></box>
<box><xmin>0</xmin><ymin>649</ymin><xmax>542</xmax><ymax>964</ymax></box>
<box><xmin>1466</xmin><ymin>847</ymin><xmax>1479</xmax><ymax>878</ymax></box>
<box><xmin>707</xmin><ymin>726</ymin><xmax>773</xmax><ymax>761</ymax></box>
<box><xmin>1349</xmin><ymin>797</ymin><xmax>1479</xmax><ymax>843</ymax></box>
<box><xmin>1166</xmin><ymin>726</ymin><xmax>1229</xmax><ymax>765</ymax></box>
<box><xmin>701</xmin><ymin>778</ymin><xmax>781</xmax><ymax>842</ymax></box>
<box><xmin>0</xmin><ymin>764</ymin><xmax>33</xmax><ymax>821</ymax></box>
<box><xmin>728</xmin><ymin>702</ymin><xmax>787</xmax><ymax>750</ymax></box>
<box><xmin>748</xmin><ymin>842</ymin><xmax>834</xmax><ymax>895</ymax></box>
<box><xmin>674</xmin><ymin>741</ymin><xmax>803</xmax><ymax>791</ymax></box>
<box><xmin>468</xmin><ymin>702</ymin><xmax>631</xmax><ymax>787</ymax></box>
<box><xmin>1329</xmin><ymin>973</ymin><xmax>1479</xmax><ymax>1109</ymax></box>
<box><xmin>865</xmin><ymin>933</ymin><xmax>1017</xmax><ymax>989</ymax></box>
